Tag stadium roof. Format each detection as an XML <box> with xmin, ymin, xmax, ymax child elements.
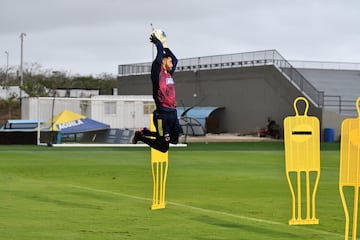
<box><xmin>177</xmin><ymin>106</ymin><xmax>224</xmax><ymax>128</ymax></box>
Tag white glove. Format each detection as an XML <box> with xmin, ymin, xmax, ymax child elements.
<box><xmin>152</xmin><ymin>29</ymin><xmax>168</xmax><ymax>48</ymax></box>
<box><xmin>162</xmin><ymin>41</ymin><xmax>168</xmax><ymax>49</ymax></box>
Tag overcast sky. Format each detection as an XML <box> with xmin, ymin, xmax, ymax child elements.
<box><xmin>1</xmin><ymin>0</ymin><xmax>359</xmax><ymax>76</ymax></box>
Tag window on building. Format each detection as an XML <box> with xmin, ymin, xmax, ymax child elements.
<box><xmin>104</xmin><ymin>101</ymin><xmax>116</xmax><ymax>114</ymax></box>
<box><xmin>143</xmin><ymin>102</ymin><xmax>156</xmax><ymax>114</ymax></box>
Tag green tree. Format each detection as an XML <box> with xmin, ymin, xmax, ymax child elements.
<box><xmin>0</xmin><ymin>93</ymin><xmax>20</xmax><ymax>119</ymax></box>
<box><xmin>2</xmin><ymin>62</ymin><xmax>117</xmax><ymax>97</ymax></box>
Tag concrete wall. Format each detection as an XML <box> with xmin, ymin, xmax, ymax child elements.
<box><xmin>321</xmin><ymin>109</ymin><xmax>347</xmax><ymax>141</ymax></box>
<box><xmin>118</xmin><ymin>65</ymin><xmax>323</xmax><ymax>135</ymax></box>
<box><xmin>297</xmin><ymin>68</ymin><xmax>360</xmax><ymax>99</ymax></box>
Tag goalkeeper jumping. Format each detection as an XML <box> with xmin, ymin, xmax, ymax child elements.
<box><xmin>131</xmin><ymin>30</ymin><xmax>179</xmax><ymax>153</ymax></box>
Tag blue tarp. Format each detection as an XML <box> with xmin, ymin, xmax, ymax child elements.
<box><xmin>57</xmin><ymin>118</ymin><xmax>110</xmax><ymax>134</ymax></box>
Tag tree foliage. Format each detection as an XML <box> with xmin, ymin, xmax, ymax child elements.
<box><xmin>0</xmin><ymin>93</ymin><xmax>20</xmax><ymax>122</ymax></box>
<box><xmin>0</xmin><ymin>62</ymin><xmax>117</xmax><ymax>97</ymax></box>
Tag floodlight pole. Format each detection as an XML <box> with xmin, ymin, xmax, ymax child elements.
<box><xmin>19</xmin><ymin>32</ymin><xmax>26</xmax><ymax>108</ymax></box>
<box><xmin>49</xmin><ymin>71</ymin><xmax>60</xmax><ymax>146</ymax></box>
<box><xmin>5</xmin><ymin>51</ymin><xmax>9</xmax><ymax>80</ymax></box>
<box><xmin>4</xmin><ymin>51</ymin><xmax>9</xmax><ymax>98</ymax></box>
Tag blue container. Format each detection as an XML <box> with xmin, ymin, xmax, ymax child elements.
<box><xmin>324</xmin><ymin>128</ymin><xmax>335</xmax><ymax>142</ymax></box>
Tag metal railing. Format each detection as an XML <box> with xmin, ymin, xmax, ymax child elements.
<box><xmin>324</xmin><ymin>95</ymin><xmax>358</xmax><ymax>116</ymax></box>
<box><xmin>118</xmin><ymin>50</ymin><xmax>325</xmax><ymax>107</ymax></box>
<box><xmin>289</xmin><ymin>60</ymin><xmax>360</xmax><ymax>71</ymax></box>
<box><xmin>118</xmin><ymin>50</ymin><xmax>280</xmax><ymax>75</ymax></box>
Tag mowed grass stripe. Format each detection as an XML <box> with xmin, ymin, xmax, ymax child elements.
<box><xmin>66</xmin><ymin>183</ymin><xmax>343</xmax><ymax>238</ymax></box>
<box><xmin>0</xmin><ymin>143</ymin><xmax>346</xmax><ymax>239</ymax></box>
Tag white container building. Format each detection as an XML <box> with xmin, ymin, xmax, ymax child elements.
<box><xmin>21</xmin><ymin>95</ymin><xmax>155</xmax><ymax>130</ymax></box>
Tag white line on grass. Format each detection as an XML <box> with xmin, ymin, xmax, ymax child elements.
<box><xmin>66</xmin><ymin>184</ymin><xmax>343</xmax><ymax>238</ymax></box>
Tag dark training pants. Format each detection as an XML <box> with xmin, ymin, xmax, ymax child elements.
<box><xmin>139</xmin><ymin>109</ymin><xmax>179</xmax><ymax>153</ymax></box>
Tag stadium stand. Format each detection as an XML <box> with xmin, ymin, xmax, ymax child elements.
<box><xmin>118</xmin><ymin>50</ymin><xmax>360</xmax><ymax>140</ymax></box>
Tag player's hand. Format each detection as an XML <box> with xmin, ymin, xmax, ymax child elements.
<box><xmin>149</xmin><ymin>34</ymin><xmax>158</xmax><ymax>44</ymax></box>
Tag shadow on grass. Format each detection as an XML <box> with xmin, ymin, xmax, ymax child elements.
<box><xmin>192</xmin><ymin>215</ymin><xmax>299</xmax><ymax>239</ymax></box>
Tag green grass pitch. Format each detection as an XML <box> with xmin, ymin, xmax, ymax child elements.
<box><xmin>0</xmin><ymin>142</ymin><xmax>352</xmax><ymax>239</ymax></box>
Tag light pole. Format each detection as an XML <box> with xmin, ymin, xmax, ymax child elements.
<box><xmin>19</xmin><ymin>32</ymin><xmax>26</xmax><ymax>103</ymax></box>
<box><xmin>4</xmin><ymin>51</ymin><xmax>9</xmax><ymax>98</ymax></box>
<box><xmin>49</xmin><ymin>71</ymin><xmax>60</xmax><ymax>146</ymax></box>
<box><xmin>4</xmin><ymin>51</ymin><xmax>9</xmax><ymax>79</ymax></box>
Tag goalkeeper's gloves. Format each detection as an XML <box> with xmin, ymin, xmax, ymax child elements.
<box><xmin>152</xmin><ymin>30</ymin><xmax>168</xmax><ymax>48</ymax></box>
<box><xmin>156</xmin><ymin>31</ymin><xmax>168</xmax><ymax>48</ymax></box>
<box><xmin>161</xmin><ymin>40</ymin><xmax>168</xmax><ymax>48</ymax></box>
<box><xmin>149</xmin><ymin>34</ymin><xmax>159</xmax><ymax>44</ymax></box>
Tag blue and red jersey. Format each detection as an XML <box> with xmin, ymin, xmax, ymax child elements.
<box><xmin>151</xmin><ymin>41</ymin><xmax>178</xmax><ymax>111</ymax></box>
